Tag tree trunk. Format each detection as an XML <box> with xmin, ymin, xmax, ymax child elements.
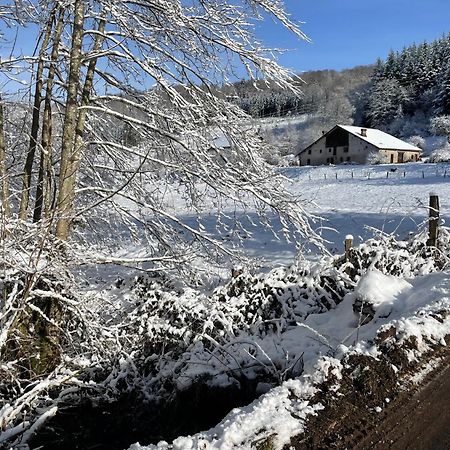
<box><xmin>18</xmin><ymin>10</ymin><xmax>55</xmax><ymax>220</ymax></box>
<box><xmin>33</xmin><ymin>10</ymin><xmax>65</xmax><ymax>223</ymax></box>
<box><xmin>55</xmin><ymin>14</ymin><xmax>105</xmax><ymax>240</ymax></box>
<box><xmin>0</xmin><ymin>93</ymin><xmax>9</xmax><ymax>218</ymax></box>
<box><xmin>55</xmin><ymin>0</ymin><xmax>87</xmax><ymax>240</ymax></box>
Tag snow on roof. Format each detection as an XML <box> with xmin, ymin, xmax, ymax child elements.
<box><xmin>339</xmin><ymin>125</ymin><xmax>421</xmax><ymax>152</ymax></box>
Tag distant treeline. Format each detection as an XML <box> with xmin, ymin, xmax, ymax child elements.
<box><xmin>228</xmin><ymin>67</ymin><xmax>373</xmax><ymax>119</ymax></box>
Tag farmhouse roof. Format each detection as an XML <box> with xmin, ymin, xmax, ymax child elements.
<box><xmin>298</xmin><ymin>125</ymin><xmax>421</xmax><ymax>155</ymax></box>
<box><xmin>338</xmin><ymin>125</ymin><xmax>421</xmax><ymax>151</ymax></box>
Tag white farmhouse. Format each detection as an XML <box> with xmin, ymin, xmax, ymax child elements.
<box><xmin>297</xmin><ymin>125</ymin><xmax>421</xmax><ymax>166</ymax></box>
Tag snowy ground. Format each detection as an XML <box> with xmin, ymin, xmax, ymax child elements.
<box><xmin>130</xmin><ymin>265</ymin><xmax>450</xmax><ymax>450</ymax></box>
<box><xmin>281</xmin><ymin>162</ymin><xmax>450</xmax><ymax>253</ymax></box>
<box><xmin>179</xmin><ymin>162</ymin><xmax>450</xmax><ymax>270</ymax></box>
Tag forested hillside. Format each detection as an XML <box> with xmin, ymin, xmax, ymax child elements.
<box><xmin>236</xmin><ymin>33</ymin><xmax>450</xmax><ymax>160</ymax></box>
<box><xmin>364</xmin><ymin>33</ymin><xmax>450</xmax><ymax>137</ymax></box>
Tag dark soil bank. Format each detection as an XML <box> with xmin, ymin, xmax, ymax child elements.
<box><xmin>30</xmin><ymin>383</ymin><xmax>257</xmax><ymax>450</ymax></box>
<box><xmin>291</xmin><ymin>343</ymin><xmax>450</xmax><ymax>450</ymax></box>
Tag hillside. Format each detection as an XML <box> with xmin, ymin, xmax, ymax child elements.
<box><xmin>236</xmin><ymin>34</ymin><xmax>450</xmax><ymax>161</ymax></box>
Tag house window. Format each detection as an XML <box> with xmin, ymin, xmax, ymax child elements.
<box><xmin>320</xmin><ymin>149</ymin><xmax>322</xmax><ymax>153</ymax></box>
<box><xmin>328</xmin><ymin>148</ymin><xmax>332</xmax><ymax>153</ymax></box>
<box><xmin>340</xmin><ymin>157</ymin><xmax>343</xmax><ymax>163</ymax></box>
<box><xmin>346</xmin><ymin>157</ymin><xmax>351</xmax><ymax>162</ymax></box>
<box><xmin>308</xmin><ymin>149</ymin><xmax>311</xmax><ymax>155</ymax></box>
<box><xmin>307</xmin><ymin>159</ymin><xmax>311</xmax><ymax>165</ymax></box>
<box><xmin>343</xmin><ymin>146</ymin><xmax>349</xmax><ymax>153</ymax></box>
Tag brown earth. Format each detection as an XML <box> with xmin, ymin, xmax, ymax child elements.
<box><xmin>356</xmin><ymin>352</ymin><xmax>450</xmax><ymax>450</ymax></box>
<box><xmin>290</xmin><ymin>341</ymin><xmax>450</xmax><ymax>450</ymax></box>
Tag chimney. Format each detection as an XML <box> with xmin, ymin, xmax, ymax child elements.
<box><xmin>322</xmin><ymin>130</ymin><xmax>326</xmax><ymax>135</ymax></box>
<box><xmin>361</xmin><ymin>128</ymin><xmax>367</xmax><ymax>137</ymax></box>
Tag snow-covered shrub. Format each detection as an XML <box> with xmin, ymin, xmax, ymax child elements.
<box><xmin>429</xmin><ymin>142</ymin><xmax>450</xmax><ymax>162</ymax></box>
<box><xmin>340</xmin><ymin>228</ymin><xmax>450</xmax><ymax>280</ymax></box>
<box><xmin>407</xmin><ymin>135</ymin><xmax>426</xmax><ymax>150</ymax></box>
<box><xmin>430</xmin><ymin>115</ymin><xmax>450</xmax><ymax>138</ymax></box>
<box><xmin>367</xmin><ymin>150</ymin><xmax>388</xmax><ymax>165</ymax></box>
<box><xmin>104</xmin><ymin>261</ymin><xmax>353</xmax><ymax>398</ymax></box>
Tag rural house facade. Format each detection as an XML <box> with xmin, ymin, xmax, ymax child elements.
<box><xmin>297</xmin><ymin>125</ymin><xmax>421</xmax><ymax>166</ymax></box>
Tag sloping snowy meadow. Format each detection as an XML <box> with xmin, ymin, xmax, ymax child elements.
<box><xmin>177</xmin><ymin>161</ymin><xmax>450</xmax><ymax>270</ymax></box>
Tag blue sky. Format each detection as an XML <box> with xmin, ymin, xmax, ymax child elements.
<box><xmin>258</xmin><ymin>0</ymin><xmax>450</xmax><ymax>73</ymax></box>
<box><xmin>2</xmin><ymin>0</ymin><xmax>450</xmax><ymax>84</ymax></box>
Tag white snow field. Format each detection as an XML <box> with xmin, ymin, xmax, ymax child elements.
<box><xmin>126</xmin><ymin>161</ymin><xmax>450</xmax><ymax>450</ymax></box>
<box><xmin>184</xmin><ymin>161</ymin><xmax>450</xmax><ymax>269</ymax></box>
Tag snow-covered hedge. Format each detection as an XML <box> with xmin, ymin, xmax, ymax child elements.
<box><xmin>2</xmin><ymin>225</ymin><xmax>450</xmax><ymax>448</ymax></box>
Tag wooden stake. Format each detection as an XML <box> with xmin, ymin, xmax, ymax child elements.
<box><xmin>345</xmin><ymin>235</ymin><xmax>353</xmax><ymax>262</ymax></box>
<box><xmin>427</xmin><ymin>193</ymin><xmax>440</xmax><ymax>248</ymax></box>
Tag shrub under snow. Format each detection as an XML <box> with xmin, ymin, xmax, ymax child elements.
<box><xmin>2</xmin><ymin>224</ymin><xmax>450</xmax><ymax>448</ymax></box>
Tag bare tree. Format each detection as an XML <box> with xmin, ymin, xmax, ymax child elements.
<box><xmin>0</xmin><ymin>94</ymin><xmax>9</xmax><ymax>218</ymax></box>
<box><xmin>18</xmin><ymin>6</ymin><xmax>56</xmax><ymax>220</ymax></box>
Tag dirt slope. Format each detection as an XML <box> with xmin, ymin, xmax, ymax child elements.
<box><xmin>291</xmin><ymin>344</ymin><xmax>450</xmax><ymax>450</ymax></box>
<box><xmin>356</xmin><ymin>354</ymin><xmax>450</xmax><ymax>450</ymax></box>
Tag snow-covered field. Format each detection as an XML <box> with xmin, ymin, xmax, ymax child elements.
<box><xmin>282</xmin><ymin>161</ymin><xmax>450</xmax><ymax>252</ymax></box>
<box><xmin>185</xmin><ymin>161</ymin><xmax>450</xmax><ymax>269</ymax></box>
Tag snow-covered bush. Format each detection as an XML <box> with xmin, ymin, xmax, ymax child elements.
<box><xmin>430</xmin><ymin>115</ymin><xmax>450</xmax><ymax>138</ymax></box>
<box><xmin>429</xmin><ymin>142</ymin><xmax>450</xmax><ymax>162</ymax></box>
<box><xmin>407</xmin><ymin>135</ymin><xmax>426</xmax><ymax>150</ymax></box>
<box><xmin>341</xmin><ymin>228</ymin><xmax>450</xmax><ymax>279</ymax></box>
<box><xmin>367</xmin><ymin>150</ymin><xmax>388</xmax><ymax>165</ymax></box>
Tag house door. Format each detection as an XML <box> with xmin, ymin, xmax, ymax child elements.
<box><xmin>398</xmin><ymin>152</ymin><xmax>404</xmax><ymax>163</ymax></box>
<box><xmin>390</xmin><ymin>154</ymin><xmax>394</xmax><ymax>163</ymax></box>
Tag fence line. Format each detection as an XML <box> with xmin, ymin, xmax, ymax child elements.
<box><xmin>299</xmin><ymin>167</ymin><xmax>450</xmax><ymax>182</ymax></box>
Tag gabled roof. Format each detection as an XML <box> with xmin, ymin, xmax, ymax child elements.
<box><xmin>338</xmin><ymin>125</ymin><xmax>421</xmax><ymax>152</ymax></box>
<box><xmin>297</xmin><ymin>125</ymin><xmax>421</xmax><ymax>155</ymax></box>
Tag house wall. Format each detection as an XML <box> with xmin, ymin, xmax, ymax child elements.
<box><xmin>299</xmin><ymin>132</ymin><xmax>420</xmax><ymax>166</ymax></box>
<box><xmin>380</xmin><ymin>149</ymin><xmax>420</xmax><ymax>163</ymax></box>
<box><xmin>299</xmin><ymin>133</ymin><xmax>379</xmax><ymax>166</ymax></box>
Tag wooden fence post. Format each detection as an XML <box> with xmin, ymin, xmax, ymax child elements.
<box><xmin>386</xmin><ymin>171</ymin><xmax>389</xmax><ymax>179</ymax></box>
<box><xmin>427</xmin><ymin>192</ymin><xmax>440</xmax><ymax>248</ymax></box>
<box><xmin>422</xmin><ymin>170</ymin><xmax>425</xmax><ymax>179</ymax></box>
<box><xmin>345</xmin><ymin>234</ymin><xmax>353</xmax><ymax>262</ymax></box>
<box><xmin>351</xmin><ymin>170</ymin><xmax>354</xmax><ymax>179</ymax></box>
